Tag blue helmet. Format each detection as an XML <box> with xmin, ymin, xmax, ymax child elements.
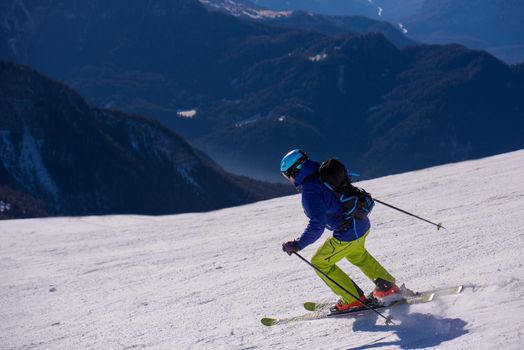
<box><xmin>280</xmin><ymin>149</ymin><xmax>308</xmax><ymax>178</ymax></box>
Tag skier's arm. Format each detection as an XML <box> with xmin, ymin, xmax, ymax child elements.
<box><xmin>296</xmin><ymin>187</ymin><xmax>327</xmax><ymax>250</ymax></box>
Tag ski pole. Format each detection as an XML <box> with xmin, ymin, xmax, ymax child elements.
<box><xmin>374</xmin><ymin>198</ymin><xmax>444</xmax><ymax>230</ymax></box>
<box><xmin>293</xmin><ymin>252</ymin><xmax>395</xmax><ymax>325</ymax></box>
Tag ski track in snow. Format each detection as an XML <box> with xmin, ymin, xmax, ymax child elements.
<box><xmin>1</xmin><ymin>150</ymin><xmax>524</xmax><ymax>349</ymax></box>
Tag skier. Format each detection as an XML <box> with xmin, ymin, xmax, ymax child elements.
<box><xmin>280</xmin><ymin>149</ymin><xmax>403</xmax><ymax>312</ymax></box>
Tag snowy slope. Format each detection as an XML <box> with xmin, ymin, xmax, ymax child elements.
<box><xmin>1</xmin><ymin>150</ymin><xmax>524</xmax><ymax>349</ymax></box>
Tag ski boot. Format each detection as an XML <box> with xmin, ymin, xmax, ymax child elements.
<box><xmin>372</xmin><ymin>278</ymin><xmax>404</xmax><ymax>305</ymax></box>
<box><xmin>331</xmin><ymin>295</ymin><xmax>369</xmax><ymax>313</ymax></box>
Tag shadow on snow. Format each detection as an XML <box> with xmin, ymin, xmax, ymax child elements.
<box><xmin>348</xmin><ymin>305</ymin><xmax>468</xmax><ymax>349</ymax></box>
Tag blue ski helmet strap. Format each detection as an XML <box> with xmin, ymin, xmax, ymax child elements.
<box><xmin>280</xmin><ymin>149</ymin><xmax>308</xmax><ymax>178</ymax></box>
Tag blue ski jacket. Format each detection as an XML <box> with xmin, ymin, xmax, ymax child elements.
<box><xmin>293</xmin><ymin>160</ymin><xmax>370</xmax><ymax>250</ymax></box>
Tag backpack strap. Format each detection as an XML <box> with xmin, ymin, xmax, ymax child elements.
<box><xmin>322</xmin><ymin>182</ymin><xmax>375</xmax><ymax>231</ymax></box>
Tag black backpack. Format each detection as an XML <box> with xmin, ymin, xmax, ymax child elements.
<box><xmin>319</xmin><ymin>159</ymin><xmax>375</xmax><ymax>230</ymax></box>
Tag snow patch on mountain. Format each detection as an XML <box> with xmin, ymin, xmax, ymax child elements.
<box><xmin>176</xmin><ymin>163</ymin><xmax>202</xmax><ymax>191</ymax></box>
<box><xmin>177</xmin><ymin>109</ymin><xmax>197</xmax><ymax>118</ymax></box>
<box><xmin>128</xmin><ymin>131</ymin><xmax>141</xmax><ymax>152</ymax></box>
<box><xmin>235</xmin><ymin>119</ymin><xmax>258</xmax><ymax>127</ymax></box>
<box><xmin>367</xmin><ymin>0</ymin><xmax>383</xmax><ymax>17</ymax></box>
<box><xmin>308</xmin><ymin>53</ymin><xmax>327</xmax><ymax>62</ymax></box>
<box><xmin>199</xmin><ymin>0</ymin><xmax>291</xmax><ymax>19</ymax></box>
<box><xmin>0</xmin><ymin>200</ymin><xmax>11</xmax><ymax>213</ymax></box>
<box><xmin>0</xmin><ymin>129</ymin><xmax>60</xmax><ymax>203</ymax></box>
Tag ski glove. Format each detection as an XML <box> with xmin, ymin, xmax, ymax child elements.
<box><xmin>282</xmin><ymin>240</ymin><xmax>300</xmax><ymax>255</ymax></box>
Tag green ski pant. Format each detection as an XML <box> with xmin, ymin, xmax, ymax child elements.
<box><xmin>310</xmin><ymin>230</ymin><xmax>395</xmax><ymax>303</ymax></box>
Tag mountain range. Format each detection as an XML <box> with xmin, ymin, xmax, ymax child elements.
<box><xmin>404</xmin><ymin>0</ymin><xmax>524</xmax><ymax>64</ymax></box>
<box><xmin>251</xmin><ymin>0</ymin><xmax>380</xmax><ymax>19</ymax></box>
<box><xmin>251</xmin><ymin>0</ymin><xmax>524</xmax><ymax>64</ymax></box>
<box><xmin>0</xmin><ymin>61</ymin><xmax>291</xmax><ymax>218</ymax></box>
<box><xmin>200</xmin><ymin>0</ymin><xmax>414</xmax><ymax>48</ymax></box>
<box><xmin>1</xmin><ymin>0</ymin><xmax>523</xmax><ymax>184</ymax></box>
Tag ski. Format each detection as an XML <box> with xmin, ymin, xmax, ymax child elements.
<box><xmin>261</xmin><ymin>293</ymin><xmax>434</xmax><ymax>327</ymax></box>
<box><xmin>304</xmin><ymin>285</ymin><xmax>463</xmax><ymax>312</ymax></box>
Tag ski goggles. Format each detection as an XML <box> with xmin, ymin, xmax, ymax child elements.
<box><xmin>281</xmin><ymin>157</ymin><xmax>307</xmax><ymax>181</ymax></box>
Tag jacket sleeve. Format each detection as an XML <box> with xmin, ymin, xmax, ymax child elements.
<box><xmin>296</xmin><ymin>186</ymin><xmax>327</xmax><ymax>250</ymax></box>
